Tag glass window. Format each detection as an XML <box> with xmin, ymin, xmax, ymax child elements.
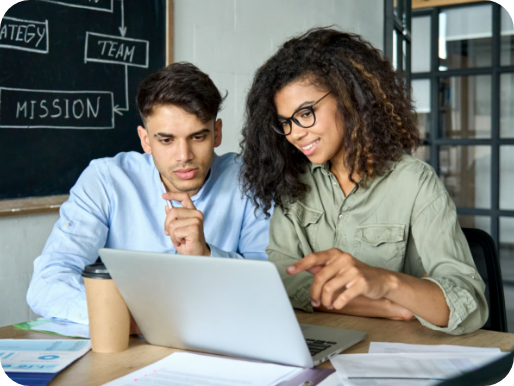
<box><xmin>438</xmin><ymin>5</ymin><xmax>492</xmax><ymax>70</ymax></box>
<box><xmin>458</xmin><ymin>215</ymin><xmax>491</xmax><ymax>234</ymax></box>
<box><xmin>439</xmin><ymin>76</ymin><xmax>491</xmax><ymax>139</ymax></box>
<box><xmin>501</xmin><ymin>7</ymin><xmax>514</xmax><ymax>66</ymax></box>
<box><xmin>412</xmin><ymin>16</ymin><xmax>431</xmax><ymax>73</ymax></box>
<box><xmin>392</xmin><ymin>29</ymin><xmax>399</xmax><ymax>70</ymax></box>
<box><xmin>500</xmin><ymin>217</ymin><xmax>514</xmax><ymax>283</ymax></box>
<box><xmin>501</xmin><ymin>73</ymin><xmax>514</xmax><ymax>138</ymax></box>
<box><xmin>500</xmin><ymin>146</ymin><xmax>514</xmax><ymax>210</ymax></box>
<box><xmin>413</xmin><ymin>145</ymin><xmax>430</xmax><ymax>163</ymax></box>
<box><xmin>412</xmin><ymin>79</ymin><xmax>431</xmax><ymax>139</ymax></box>
<box><xmin>439</xmin><ymin>146</ymin><xmax>491</xmax><ymax>209</ymax></box>
<box><xmin>403</xmin><ymin>37</ymin><xmax>408</xmax><ymax>73</ymax></box>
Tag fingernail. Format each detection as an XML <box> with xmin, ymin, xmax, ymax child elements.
<box><xmin>327</xmin><ymin>305</ymin><xmax>333</xmax><ymax>310</ymax></box>
<box><xmin>286</xmin><ymin>266</ymin><xmax>295</xmax><ymax>273</ymax></box>
<box><xmin>311</xmin><ymin>301</ymin><xmax>319</xmax><ymax>307</ymax></box>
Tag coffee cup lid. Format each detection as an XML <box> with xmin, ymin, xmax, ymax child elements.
<box><xmin>82</xmin><ymin>258</ymin><xmax>111</xmax><ymax>279</ymax></box>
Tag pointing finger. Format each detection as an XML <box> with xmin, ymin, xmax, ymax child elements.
<box><xmin>286</xmin><ymin>252</ymin><xmax>332</xmax><ymax>275</ymax></box>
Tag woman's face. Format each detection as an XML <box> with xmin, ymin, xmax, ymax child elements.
<box><xmin>274</xmin><ymin>80</ymin><xmax>344</xmax><ymax>165</ymax></box>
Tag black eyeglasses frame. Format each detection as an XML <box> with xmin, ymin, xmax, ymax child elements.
<box><xmin>273</xmin><ymin>92</ymin><xmax>331</xmax><ymax>136</ymax></box>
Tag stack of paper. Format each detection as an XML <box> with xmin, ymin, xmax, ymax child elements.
<box><xmin>102</xmin><ymin>351</ymin><xmax>334</xmax><ymax>386</ymax></box>
<box><xmin>368</xmin><ymin>342</ymin><xmax>501</xmax><ymax>354</ymax></box>
<box><xmin>328</xmin><ymin>343</ymin><xmax>504</xmax><ymax>386</ymax></box>
<box><xmin>0</xmin><ymin>339</ymin><xmax>91</xmax><ymax>386</ymax></box>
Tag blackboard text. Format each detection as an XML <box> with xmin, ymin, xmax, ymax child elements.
<box><xmin>85</xmin><ymin>32</ymin><xmax>149</xmax><ymax>68</ymax></box>
<box><xmin>41</xmin><ymin>0</ymin><xmax>114</xmax><ymax>12</ymax></box>
<box><xmin>0</xmin><ymin>88</ymin><xmax>114</xmax><ymax>129</ymax></box>
<box><xmin>0</xmin><ymin>17</ymin><xmax>49</xmax><ymax>54</ymax></box>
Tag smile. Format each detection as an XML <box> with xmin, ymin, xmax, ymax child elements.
<box><xmin>301</xmin><ymin>139</ymin><xmax>320</xmax><ymax>151</ymax></box>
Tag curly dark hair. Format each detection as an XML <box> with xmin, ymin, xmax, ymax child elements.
<box><xmin>239</xmin><ymin>28</ymin><xmax>420</xmax><ymax>216</ymax></box>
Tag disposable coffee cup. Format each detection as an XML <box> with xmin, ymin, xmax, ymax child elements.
<box><xmin>82</xmin><ymin>258</ymin><xmax>130</xmax><ymax>353</ymax></box>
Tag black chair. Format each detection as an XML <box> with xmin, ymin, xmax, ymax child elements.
<box><xmin>462</xmin><ymin>227</ymin><xmax>508</xmax><ymax>333</ymax></box>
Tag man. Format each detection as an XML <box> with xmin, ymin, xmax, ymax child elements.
<box><xmin>27</xmin><ymin>62</ymin><xmax>271</xmax><ymax>324</ymax></box>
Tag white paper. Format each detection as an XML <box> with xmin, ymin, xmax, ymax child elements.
<box><xmin>102</xmin><ymin>351</ymin><xmax>303</xmax><ymax>386</ymax></box>
<box><xmin>0</xmin><ymin>339</ymin><xmax>91</xmax><ymax>373</ymax></box>
<box><xmin>368</xmin><ymin>342</ymin><xmax>501</xmax><ymax>354</ymax></box>
<box><xmin>330</xmin><ymin>352</ymin><xmax>506</xmax><ymax>383</ymax></box>
<box><xmin>32</xmin><ymin>319</ymin><xmax>90</xmax><ymax>339</ymax></box>
<box><xmin>341</xmin><ymin>379</ymin><xmax>438</xmax><ymax>386</ymax></box>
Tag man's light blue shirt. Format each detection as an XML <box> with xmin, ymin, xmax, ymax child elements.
<box><xmin>27</xmin><ymin>151</ymin><xmax>271</xmax><ymax>324</ymax></box>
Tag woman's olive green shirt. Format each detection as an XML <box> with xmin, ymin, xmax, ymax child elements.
<box><xmin>267</xmin><ymin>154</ymin><xmax>488</xmax><ymax>335</ymax></box>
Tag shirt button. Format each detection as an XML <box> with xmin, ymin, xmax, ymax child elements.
<box><xmin>339</xmin><ymin>214</ymin><xmax>344</xmax><ymax>220</ymax></box>
<box><xmin>64</xmin><ymin>222</ymin><xmax>70</xmax><ymax>227</ymax></box>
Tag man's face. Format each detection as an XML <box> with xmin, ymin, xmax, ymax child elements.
<box><xmin>138</xmin><ymin>105</ymin><xmax>222</xmax><ymax>197</ymax></box>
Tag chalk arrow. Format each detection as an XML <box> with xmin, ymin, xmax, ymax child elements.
<box><xmin>119</xmin><ymin>0</ymin><xmax>126</xmax><ymax>37</ymax></box>
<box><xmin>114</xmin><ymin>65</ymin><xmax>130</xmax><ymax>116</ymax></box>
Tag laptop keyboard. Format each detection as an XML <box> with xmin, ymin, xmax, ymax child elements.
<box><xmin>306</xmin><ymin>339</ymin><xmax>337</xmax><ymax>356</ymax></box>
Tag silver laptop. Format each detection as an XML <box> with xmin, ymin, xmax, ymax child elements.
<box><xmin>99</xmin><ymin>248</ymin><xmax>367</xmax><ymax>368</ymax></box>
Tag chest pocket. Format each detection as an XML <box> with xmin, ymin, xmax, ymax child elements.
<box><xmin>354</xmin><ymin>223</ymin><xmax>406</xmax><ymax>268</ymax></box>
<box><xmin>287</xmin><ymin>202</ymin><xmax>324</xmax><ymax>252</ymax></box>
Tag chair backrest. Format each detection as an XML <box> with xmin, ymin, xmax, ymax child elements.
<box><xmin>461</xmin><ymin>228</ymin><xmax>508</xmax><ymax>333</ymax></box>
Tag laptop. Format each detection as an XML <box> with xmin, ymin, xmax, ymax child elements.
<box><xmin>99</xmin><ymin>248</ymin><xmax>367</xmax><ymax>368</ymax></box>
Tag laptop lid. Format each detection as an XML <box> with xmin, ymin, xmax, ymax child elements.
<box><xmin>99</xmin><ymin>248</ymin><xmax>314</xmax><ymax>368</ymax></box>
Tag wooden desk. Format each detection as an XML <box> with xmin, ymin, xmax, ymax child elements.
<box><xmin>2</xmin><ymin>312</ymin><xmax>514</xmax><ymax>386</ymax></box>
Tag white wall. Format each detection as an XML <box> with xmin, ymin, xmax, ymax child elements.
<box><xmin>0</xmin><ymin>212</ymin><xmax>57</xmax><ymax>327</ymax></box>
<box><xmin>0</xmin><ymin>0</ymin><xmax>384</xmax><ymax>327</ymax></box>
<box><xmin>174</xmin><ymin>0</ymin><xmax>384</xmax><ymax>155</ymax></box>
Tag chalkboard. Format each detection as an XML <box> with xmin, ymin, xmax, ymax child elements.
<box><xmin>0</xmin><ymin>0</ymin><xmax>167</xmax><ymax>200</ymax></box>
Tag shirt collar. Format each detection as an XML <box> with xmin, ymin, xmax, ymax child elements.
<box><xmin>310</xmin><ymin>161</ymin><xmax>330</xmax><ymax>175</ymax></box>
<box><xmin>310</xmin><ymin>161</ymin><xmax>366</xmax><ymax>191</ymax></box>
<box><xmin>310</xmin><ymin>155</ymin><xmax>404</xmax><ymax>193</ymax></box>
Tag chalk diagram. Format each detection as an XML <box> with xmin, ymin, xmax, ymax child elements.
<box><xmin>0</xmin><ymin>0</ymin><xmax>150</xmax><ymax>129</ymax></box>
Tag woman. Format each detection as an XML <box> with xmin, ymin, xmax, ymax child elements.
<box><xmin>240</xmin><ymin>28</ymin><xmax>488</xmax><ymax>335</ymax></box>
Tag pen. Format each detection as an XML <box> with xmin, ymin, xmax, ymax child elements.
<box><xmin>161</xmin><ymin>180</ymin><xmax>174</xmax><ymax>209</ymax></box>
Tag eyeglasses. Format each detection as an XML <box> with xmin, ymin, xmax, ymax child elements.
<box><xmin>272</xmin><ymin>92</ymin><xmax>331</xmax><ymax>136</ymax></box>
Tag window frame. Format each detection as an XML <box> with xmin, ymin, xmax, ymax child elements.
<box><xmin>412</xmin><ymin>1</ymin><xmax>514</xmax><ymax>263</ymax></box>
<box><xmin>384</xmin><ymin>0</ymin><xmax>412</xmax><ymax>83</ymax></box>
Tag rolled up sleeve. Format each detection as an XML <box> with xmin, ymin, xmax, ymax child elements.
<box><xmin>410</xmin><ymin>189</ymin><xmax>489</xmax><ymax>335</ymax></box>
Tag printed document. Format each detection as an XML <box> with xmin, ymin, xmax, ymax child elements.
<box><xmin>15</xmin><ymin>318</ymin><xmax>90</xmax><ymax>339</ymax></box>
<box><xmin>102</xmin><ymin>351</ymin><xmax>303</xmax><ymax>386</ymax></box>
<box><xmin>0</xmin><ymin>339</ymin><xmax>91</xmax><ymax>373</ymax></box>
<box><xmin>330</xmin><ymin>352</ymin><xmax>506</xmax><ymax>386</ymax></box>
<box><xmin>369</xmin><ymin>342</ymin><xmax>501</xmax><ymax>354</ymax></box>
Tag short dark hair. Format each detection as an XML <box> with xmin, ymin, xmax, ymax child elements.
<box><xmin>136</xmin><ymin>62</ymin><xmax>226</xmax><ymax>123</ymax></box>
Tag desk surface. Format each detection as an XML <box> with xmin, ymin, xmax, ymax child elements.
<box><xmin>2</xmin><ymin>311</ymin><xmax>514</xmax><ymax>386</ymax></box>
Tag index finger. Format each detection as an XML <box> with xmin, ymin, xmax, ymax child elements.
<box><xmin>286</xmin><ymin>252</ymin><xmax>332</xmax><ymax>275</ymax></box>
<box><xmin>163</xmin><ymin>192</ymin><xmax>196</xmax><ymax>209</ymax></box>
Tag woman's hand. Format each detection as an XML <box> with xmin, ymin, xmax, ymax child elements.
<box><xmin>286</xmin><ymin>248</ymin><xmax>398</xmax><ymax>310</ymax></box>
<box><xmin>315</xmin><ymin>296</ymin><xmax>416</xmax><ymax>321</ymax></box>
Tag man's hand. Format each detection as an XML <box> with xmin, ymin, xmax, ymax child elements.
<box><xmin>163</xmin><ymin>192</ymin><xmax>210</xmax><ymax>256</ymax></box>
<box><xmin>286</xmin><ymin>248</ymin><xmax>398</xmax><ymax>310</ymax></box>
